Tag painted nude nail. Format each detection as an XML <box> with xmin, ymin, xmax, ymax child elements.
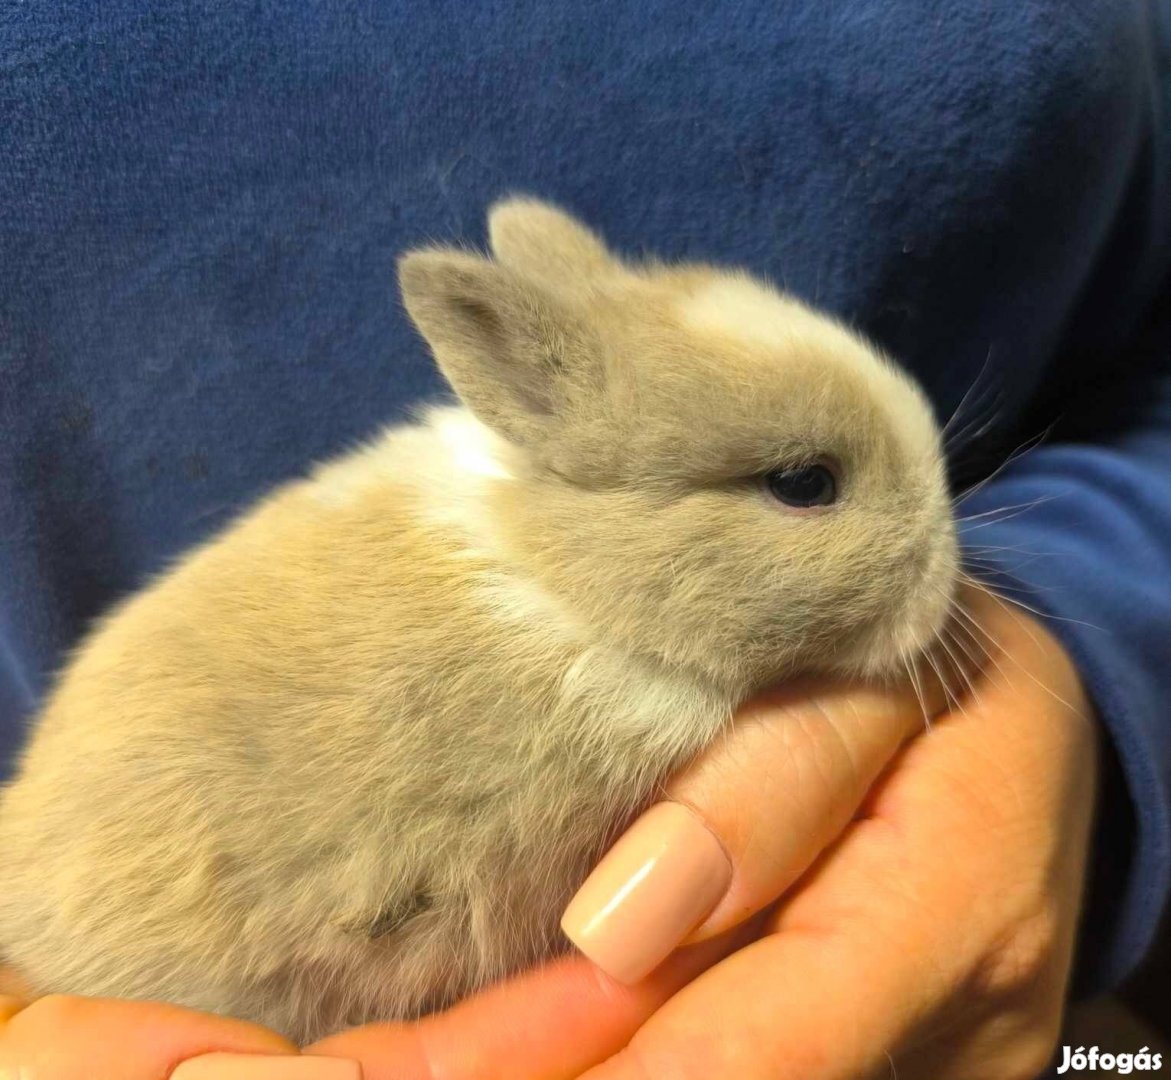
<box><xmin>169</xmin><ymin>1053</ymin><xmax>362</xmax><ymax>1080</ymax></box>
<box><xmin>560</xmin><ymin>801</ymin><xmax>733</xmax><ymax>984</ymax></box>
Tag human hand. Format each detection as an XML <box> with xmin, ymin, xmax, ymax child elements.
<box><xmin>0</xmin><ymin>982</ymin><xmax>361</xmax><ymax>1079</ymax></box>
<box><xmin>309</xmin><ymin>587</ymin><xmax>1097</xmax><ymax>1079</ymax></box>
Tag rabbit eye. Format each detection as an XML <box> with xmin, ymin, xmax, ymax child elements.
<box><xmin>766</xmin><ymin>464</ymin><xmax>837</xmax><ymax>508</ymax></box>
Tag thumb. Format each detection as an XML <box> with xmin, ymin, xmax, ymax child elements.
<box><xmin>561</xmin><ymin>676</ymin><xmax>945</xmax><ymax>984</ymax></box>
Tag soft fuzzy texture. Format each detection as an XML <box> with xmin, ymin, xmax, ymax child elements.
<box><xmin>0</xmin><ymin>203</ymin><xmax>956</xmax><ymax>1041</ymax></box>
<box><xmin>1</xmin><ymin>0</ymin><xmax>1170</xmax><ymax>1005</ymax></box>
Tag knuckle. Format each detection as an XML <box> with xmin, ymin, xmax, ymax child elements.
<box><xmin>972</xmin><ymin>906</ymin><xmax>1061</xmax><ymax>1001</ymax></box>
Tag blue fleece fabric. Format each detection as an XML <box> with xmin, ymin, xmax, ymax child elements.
<box><xmin>1</xmin><ymin>1</ymin><xmax>1169</xmax><ymax>1005</ymax></box>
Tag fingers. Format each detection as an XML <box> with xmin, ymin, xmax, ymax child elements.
<box><xmin>572</xmin><ymin>779</ymin><xmax>975</xmax><ymax>1080</ymax></box>
<box><xmin>561</xmin><ymin>676</ymin><xmax>942</xmax><ymax>983</ymax></box>
<box><xmin>0</xmin><ymin>993</ymin><xmax>358</xmax><ymax>1080</ymax></box>
<box><xmin>581</xmin><ymin>597</ymin><xmax>1094</xmax><ymax>1080</ymax></box>
<box><xmin>306</xmin><ymin>922</ymin><xmax>759</xmax><ymax>1080</ymax></box>
<box><xmin>671</xmin><ymin>678</ymin><xmax>946</xmax><ymax>940</ymax></box>
<box><xmin>575</xmin><ymin>795</ymin><xmax>977</xmax><ymax>1080</ymax></box>
<box><xmin>579</xmin><ymin>881</ymin><xmax>943</xmax><ymax>1080</ymax></box>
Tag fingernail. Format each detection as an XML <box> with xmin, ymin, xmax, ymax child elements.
<box><xmin>561</xmin><ymin>801</ymin><xmax>732</xmax><ymax>984</ymax></box>
<box><xmin>170</xmin><ymin>1053</ymin><xmax>362</xmax><ymax>1080</ymax></box>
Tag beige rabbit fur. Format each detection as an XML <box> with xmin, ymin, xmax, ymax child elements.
<box><xmin>0</xmin><ymin>199</ymin><xmax>958</xmax><ymax>1042</ymax></box>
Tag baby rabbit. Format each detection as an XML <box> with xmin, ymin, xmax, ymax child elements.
<box><xmin>0</xmin><ymin>199</ymin><xmax>958</xmax><ymax>1043</ymax></box>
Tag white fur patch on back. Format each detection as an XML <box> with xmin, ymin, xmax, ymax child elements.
<box><xmin>417</xmin><ymin>409</ymin><xmax>589</xmax><ymax>641</ymax></box>
<box><xmin>311</xmin><ymin>407</ymin><xmax>514</xmax><ymax>510</ymax></box>
<box><xmin>312</xmin><ymin>404</ymin><xmax>586</xmax><ymax>644</ymax></box>
<box><xmin>431</xmin><ymin>408</ymin><xmax>514</xmax><ymax>481</ymax></box>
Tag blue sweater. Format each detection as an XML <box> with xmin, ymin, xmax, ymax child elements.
<box><xmin>1</xmin><ymin>0</ymin><xmax>1168</xmax><ymax>998</ymax></box>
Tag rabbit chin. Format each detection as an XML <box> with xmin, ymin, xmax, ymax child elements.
<box><xmin>831</xmin><ymin>562</ymin><xmax>961</xmax><ymax>681</ymax></box>
<box><xmin>835</xmin><ymin>587</ymin><xmax>959</xmax><ymax>682</ymax></box>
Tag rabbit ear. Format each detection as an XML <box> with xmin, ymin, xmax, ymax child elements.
<box><xmin>398</xmin><ymin>248</ymin><xmax>600</xmax><ymax>445</ymax></box>
<box><xmin>488</xmin><ymin>197</ymin><xmax>617</xmax><ymax>284</ymax></box>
